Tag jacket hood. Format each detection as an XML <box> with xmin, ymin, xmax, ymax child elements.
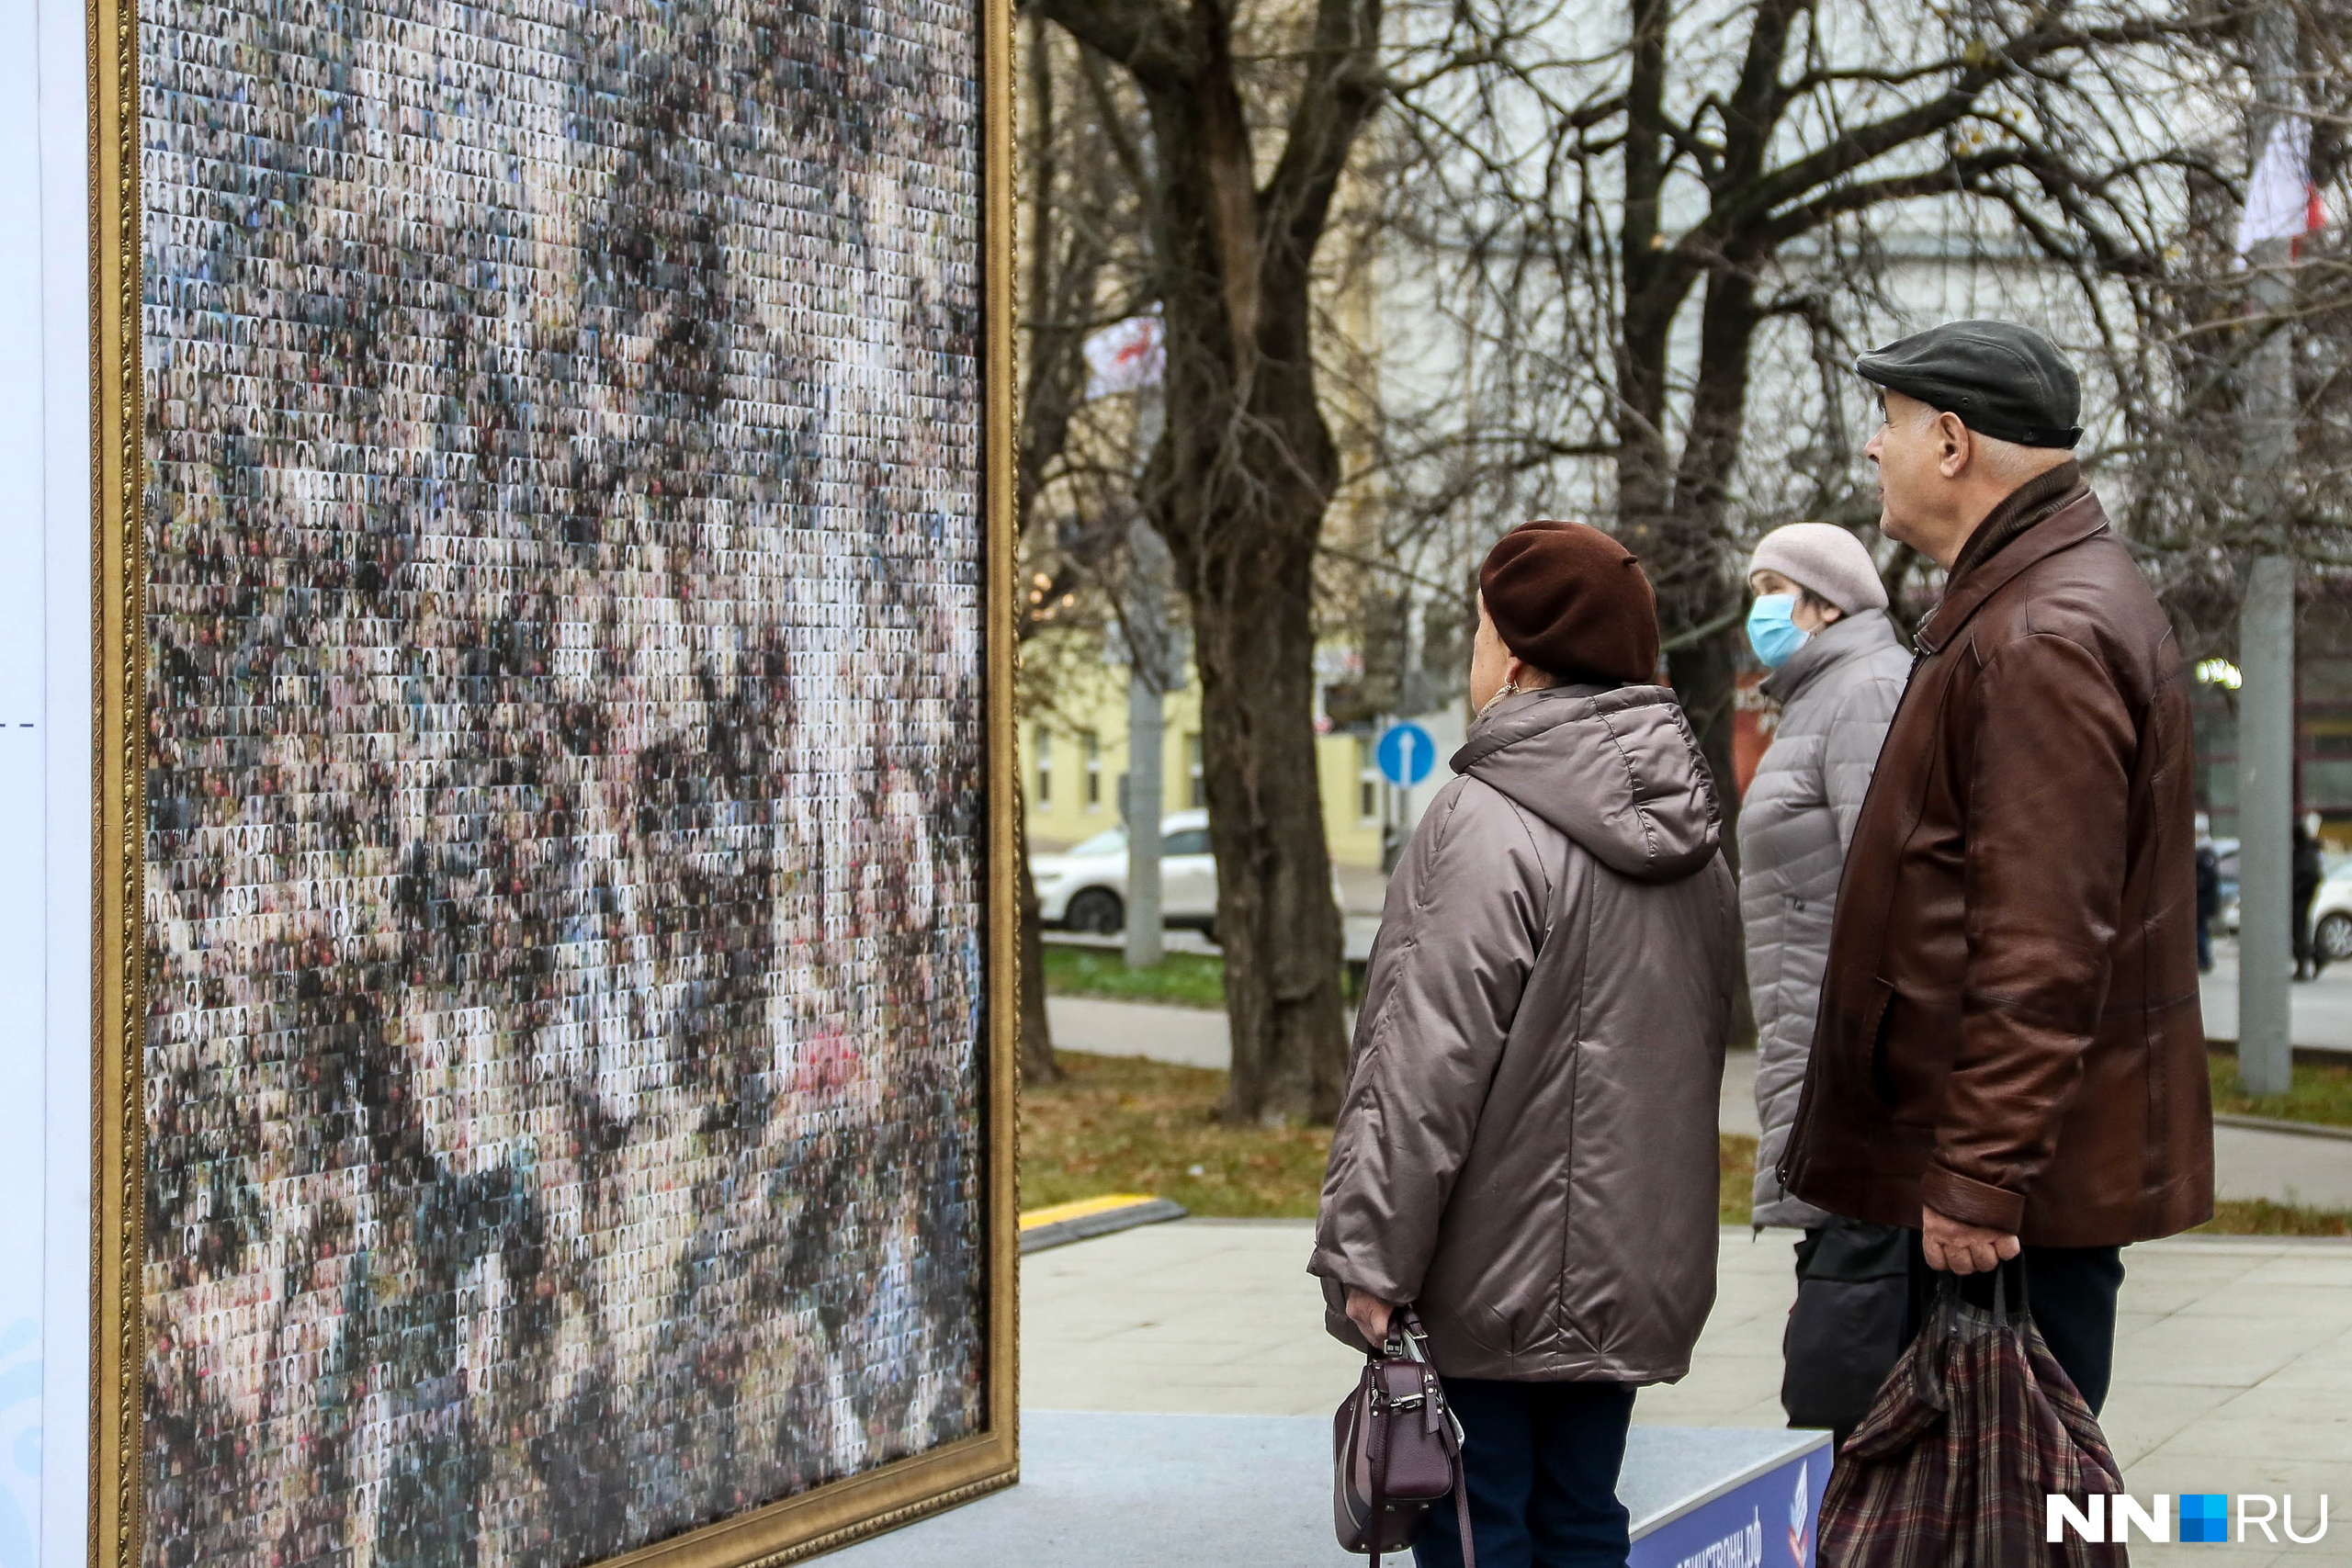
<box><xmin>1450</xmin><ymin>683</ymin><xmax>1723</xmax><ymax>882</ymax></box>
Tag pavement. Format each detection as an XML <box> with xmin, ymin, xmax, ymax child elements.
<box><xmin>977</xmin><ymin>893</ymin><xmax>2352</xmax><ymax>1562</ymax></box>
<box><xmin>2201</xmin><ymin>936</ymin><xmax>2352</xmax><ymax>1055</ymax></box>
<box><xmin>1046</xmin><ymin>995</ymin><xmax>2352</xmax><ymax>1211</ymax></box>
<box><xmin>2215</xmin><ymin>1120</ymin><xmax>2352</xmax><ymax>1209</ymax></box>
<box><xmin>1046</xmin><ymin>995</ymin><xmax>1231</xmax><ymax>1070</ymax></box>
<box><xmin>1017</xmin><ymin>1222</ymin><xmax>2352</xmax><ymax>1566</ymax></box>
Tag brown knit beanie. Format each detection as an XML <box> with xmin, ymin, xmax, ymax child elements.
<box><xmin>1478</xmin><ymin>521</ymin><xmax>1659</xmax><ymax>684</ymax></box>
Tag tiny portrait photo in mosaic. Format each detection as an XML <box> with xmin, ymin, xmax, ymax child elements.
<box><xmin>136</xmin><ymin>2</ymin><xmax>994</xmax><ymax>1566</ymax></box>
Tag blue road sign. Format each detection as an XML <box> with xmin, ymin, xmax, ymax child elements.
<box><xmin>1375</xmin><ymin>722</ymin><xmax>1437</xmax><ymax>787</ymax></box>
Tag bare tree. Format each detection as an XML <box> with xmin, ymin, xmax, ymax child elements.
<box><xmin>2106</xmin><ymin>1</ymin><xmax>2352</xmax><ymax>603</ymax></box>
<box><xmin>1364</xmin><ymin>0</ymin><xmax>2254</xmax><ymax>843</ymax></box>
<box><xmin>1025</xmin><ymin>0</ymin><xmax>2352</xmax><ymax>1113</ymax></box>
<box><xmin>1034</xmin><ymin>0</ymin><xmax>1384</xmax><ymax>1122</ymax></box>
<box><xmin>1013</xmin><ymin>8</ymin><xmax>1158</xmax><ymax>1083</ymax></box>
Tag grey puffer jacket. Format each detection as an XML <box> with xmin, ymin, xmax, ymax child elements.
<box><xmin>1739</xmin><ymin>609</ymin><xmax>1911</xmax><ymax>1228</ymax></box>
<box><xmin>1311</xmin><ymin>683</ymin><xmax>1739</xmax><ymax>1384</ymax></box>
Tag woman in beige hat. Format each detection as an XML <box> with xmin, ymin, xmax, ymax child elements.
<box><xmin>1739</xmin><ymin>521</ymin><xmax>1912</xmax><ymax>1447</ymax></box>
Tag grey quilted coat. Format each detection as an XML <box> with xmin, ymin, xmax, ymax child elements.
<box><xmin>1740</xmin><ymin>609</ymin><xmax>1911</xmax><ymax>1228</ymax></box>
<box><xmin>1311</xmin><ymin>683</ymin><xmax>1739</xmax><ymax>1384</ymax></box>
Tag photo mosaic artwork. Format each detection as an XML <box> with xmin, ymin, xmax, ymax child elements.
<box><xmin>139</xmin><ymin>3</ymin><xmax>988</xmax><ymax>1566</ymax></box>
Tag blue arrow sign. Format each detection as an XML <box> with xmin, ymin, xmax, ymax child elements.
<box><xmin>1375</xmin><ymin>722</ymin><xmax>1437</xmax><ymax>787</ymax></box>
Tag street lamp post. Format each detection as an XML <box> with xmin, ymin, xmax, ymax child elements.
<box><xmin>2233</xmin><ymin>3</ymin><xmax>2301</xmax><ymax>1099</ymax></box>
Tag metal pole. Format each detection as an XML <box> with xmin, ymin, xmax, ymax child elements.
<box><xmin>1125</xmin><ymin>573</ymin><xmax>1166</xmax><ymax>968</ymax></box>
<box><xmin>2238</xmin><ymin>558</ymin><xmax>2296</xmax><ymax>1096</ymax></box>
<box><xmin>1125</xmin><ymin>390</ymin><xmax>1170</xmax><ymax>968</ymax></box>
<box><xmin>2235</xmin><ymin>2</ymin><xmax>2299</xmax><ymax>1097</ymax></box>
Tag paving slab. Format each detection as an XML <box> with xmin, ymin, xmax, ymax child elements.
<box><xmin>1045</xmin><ymin>998</ymin><xmax>1770</xmax><ymax>1144</ymax></box>
<box><xmin>1011</xmin><ymin>1220</ymin><xmax>2352</xmax><ymax>1566</ymax></box>
<box><xmin>1043</xmin><ymin>995</ymin><xmax>1229</xmax><ymax>1068</ymax></box>
<box><xmin>2214</xmin><ymin>1121</ymin><xmax>2352</xmax><ymax>1208</ymax></box>
<box><xmin>2202</xmin><ymin>936</ymin><xmax>2352</xmax><ymax>1051</ymax></box>
<box><xmin>1047</xmin><ymin>995</ymin><xmax>2352</xmax><ymax>1210</ymax></box>
<box><xmin>1057</xmin><ymin>921</ymin><xmax>2352</xmax><ymax>1055</ymax></box>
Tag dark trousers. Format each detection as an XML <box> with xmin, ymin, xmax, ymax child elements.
<box><xmin>2295</xmin><ymin>885</ymin><xmax>2325</xmax><ymax>976</ymax></box>
<box><xmin>1903</xmin><ymin>1235</ymin><xmax>2126</xmax><ymax>1414</ymax></box>
<box><xmin>1411</xmin><ymin>1378</ymin><xmax>1635</xmax><ymax>1568</ymax></box>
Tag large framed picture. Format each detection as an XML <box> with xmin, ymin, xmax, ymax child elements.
<box><xmin>0</xmin><ymin>1</ymin><xmax>1015</xmax><ymax>1565</ymax></box>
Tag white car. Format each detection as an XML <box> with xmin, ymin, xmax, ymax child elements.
<box><xmin>1031</xmin><ymin>810</ymin><xmax>1351</xmax><ymax>940</ymax></box>
<box><xmin>1032</xmin><ymin>810</ymin><xmax>1219</xmax><ymax>935</ymax></box>
<box><xmin>2311</xmin><ymin>865</ymin><xmax>2352</xmax><ymax>963</ymax></box>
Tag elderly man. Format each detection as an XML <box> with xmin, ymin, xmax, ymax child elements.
<box><xmin>1780</xmin><ymin>321</ymin><xmax>2212</xmax><ymax>1416</ymax></box>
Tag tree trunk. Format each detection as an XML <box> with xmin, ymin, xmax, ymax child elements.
<box><xmin>1017</xmin><ymin>813</ymin><xmax>1062</xmax><ymax>1083</ymax></box>
<box><xmin>1667</xmin><ymin>623</ymin><xmax>1756</xmax><ymax>1048</ymax></box>
<box><xmin>1620</xmin><ymin>256</ymin><xmax>1766</xmax><ymax>1046</ymax></box>
<box><xmin>1187</xmin><ymin>494</ymin><xmax>1350</xmax><ymax>1123</ymax></box>
<box><xmin>1037</xmin><ymin>0</ymin><xmax>1379</xmax><ymax>1122</ymax></box>
<box><xmin>1148</xmin><ymin>278</ymin><xmax>1352</xmax><ymax>1122</ymax></box>
<box><xmin>1656</xmin><ymin>265</ymin><xmax>1769</xmax><ymax>1048</ymax></box>
<box><xmin>1153</xmin><ymin>197</ymin><xmax>1356</xmax><ymax>1122</ymax></box>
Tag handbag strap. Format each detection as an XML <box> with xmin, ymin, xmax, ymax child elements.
<box><xmin>1366</xmin><ymin>1371</ymin><xmax>1392</xmax><ymax>1568</ymax></box>
<box><xmin>1396</xmin><ymin>1304</ymin><xmax>1476</xmax><ymax>1568</ymax></box>
<box><xmin>1449</xmin><ymin>1438</ymin><xmax>1476</xmax><ymax>1568</ymax></box>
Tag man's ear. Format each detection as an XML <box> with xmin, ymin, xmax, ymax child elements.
<box><xmin>1936</xmin><ymin>412</ymin><xmax>1972</xmax><ymax>479</ymax></box>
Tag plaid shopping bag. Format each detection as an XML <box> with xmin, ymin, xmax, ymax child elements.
<box><xmin>1818</xmin><ymin>1267</ymin><xmax>2129</xmax><ymax>1566</ymax></box>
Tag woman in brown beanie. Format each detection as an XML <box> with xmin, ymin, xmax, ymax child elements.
<box><xmin>1312</xmin><ymin>521</ymin><xmax>1740</xmax><ymax>1567</ymax></box>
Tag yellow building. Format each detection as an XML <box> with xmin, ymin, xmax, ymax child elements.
<box><xmin>1021</xmin><ymin>655</ymin><xmax>1388</xmax><ymax>868</ymax></box>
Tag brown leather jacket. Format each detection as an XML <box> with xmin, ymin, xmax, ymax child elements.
<box><xmin>1781</xmin><ymin>469</ymin><xmax>2212</xmax><ymax>1247</ymax></box>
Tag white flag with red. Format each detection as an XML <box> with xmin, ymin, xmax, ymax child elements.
<box><xmin>1083</xmin><ymin>314</ymin><xmax>1165</xmax><ymax>399</ymax></box>
<box><xmin>2236</xmin><ymin>116</ymin><xmax>2327</xmax><ymax>257</ymax></box>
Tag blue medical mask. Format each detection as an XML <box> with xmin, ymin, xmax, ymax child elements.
<box><xmin>1747</xmin><ymin>593</ymin><xmax>1808</xmax><ymax>670</ymax></box>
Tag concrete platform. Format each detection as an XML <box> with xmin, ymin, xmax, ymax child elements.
<box><xmin>831</xmin><ymin>1413</ymin><xmax>1826</xmax><ymax>1567</ymax></box>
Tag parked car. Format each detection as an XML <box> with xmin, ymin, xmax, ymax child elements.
<box><xmin>1030</xmin><ymin>808</ymin><xmax>1349</xmax><ymax>940</ymax></box>
<box><xmin>2214</xmin><ymin>838</ymin><xmax>2238</xmax><ymax>934</ymax></box>
<box><xmin>2310</xmin><ymin>863</ymin><xmax>2352</xmax><ymax>963</ymax></box>
<box><xmin>2216</xmin><ymin>840</ymin><xmax>2352</xmax><ymax>957</ymax></box>
<box><xmin>1032</xmin><ymin>811</ymin><xmax>1220</xmax><ymax>935</ymax></box>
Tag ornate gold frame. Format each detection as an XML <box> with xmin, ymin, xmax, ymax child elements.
<box><xmin>85</xmin><ymin>0</ymin><xmax>1022</xmax><ymax>1561</ymax></box>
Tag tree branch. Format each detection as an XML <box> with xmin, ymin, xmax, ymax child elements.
<box><xmin>1264</xmin><ymin>0</ymin><xmax>1386</xmax><ymax>274</ymax></box>
<box><xmin>1031</xmin><ymin>0</ymin><xmax>1194</xmax><ymax>92</ymax></box>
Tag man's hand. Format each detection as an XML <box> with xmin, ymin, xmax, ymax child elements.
<box><xmin>1345</xmin><ymin>1288</ymin><xmax>1395</xmax><ymax>1347</ymax></box>
<box><xmin>1921</xmin><ymin>1204</ymin><xmax>2021</xmax><ymax>1275</ymax></box>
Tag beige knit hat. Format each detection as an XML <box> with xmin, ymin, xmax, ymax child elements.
<box><xmin>1746</xmin><ymin>523</ymin><xmax>1888</xmax><ymax>614</ymax></box>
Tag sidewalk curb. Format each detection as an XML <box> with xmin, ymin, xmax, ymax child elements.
<box><xmin>2213</xmin><ymin>1111</ymin><xmax>2352</xmax><ymax>1143</ymax></box>
<box><xmin>1020</xmin><ymin>1197</ymin><xmax>1190</xmax><ymax>1253</ymax></box>
<box><xmin>2207</xmin><ymin>1036</ymin><xmax>2352</xmax><ymax>1070</ymax></box>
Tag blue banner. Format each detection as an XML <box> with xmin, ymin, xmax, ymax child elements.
<box><xmin>1632</xmin><ymin>1450</ymin><xmax>1823</xmax><ymax>1568</ymax></box>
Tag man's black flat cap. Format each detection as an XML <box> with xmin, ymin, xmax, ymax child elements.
<box><xmin>1854</xmin><ymin>320</ymin><xmax>2082</xmax><ymax>448</ymax></box>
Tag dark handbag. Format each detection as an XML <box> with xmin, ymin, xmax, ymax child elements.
<box><xmin>1818</xmin><ymin>1264</ymin><xmax>2127</xmax><ymax>1566</ymax></box>
<box><xmin>1781</xmin><ymin>1217</ymin><xmax>1911</xmax><ymax>1443</ymax></box>
<box><xmin>1331</xmin><ymin>1306</ymin><xmax>1475</xmax><ymax>1567</ymax></box>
